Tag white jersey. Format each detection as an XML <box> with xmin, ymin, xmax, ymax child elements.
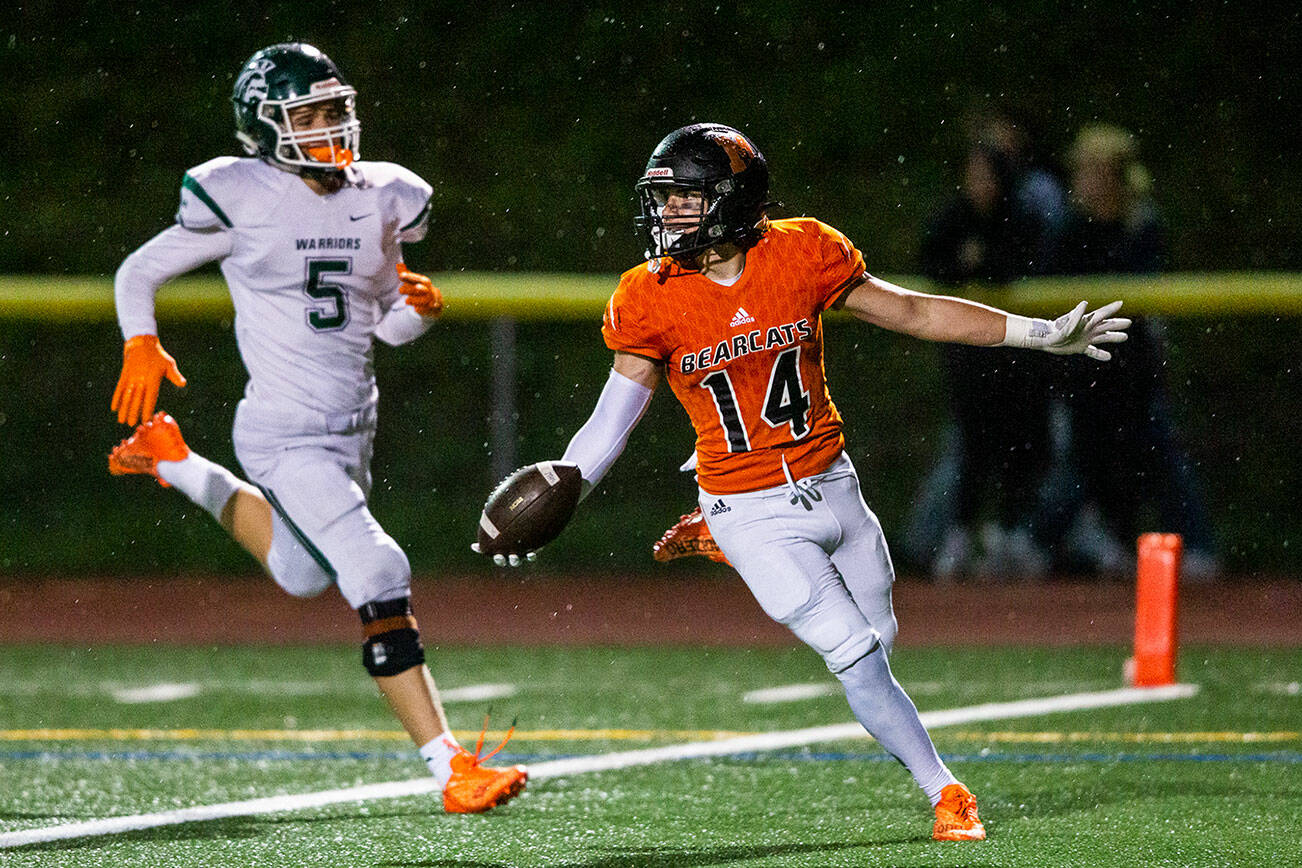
<box><xmin>118</xmin><ymin>156</ymin><xmax>432</xmax><ymax>415</ymax></box>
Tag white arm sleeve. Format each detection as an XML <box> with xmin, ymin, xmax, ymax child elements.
<box><xmin>374</xmin><ymin>299</ymin><xmax>434</xmax><ymax>346</ymax></box>
<box><xmin>115</xmin><ymin>225</ymin><xmax>232</xmax><ymax>338</ymax></box>
<box><xmin>561</xmin><ymin>368</ymin><xmax>655</xmax><ymax>494</ymax></box>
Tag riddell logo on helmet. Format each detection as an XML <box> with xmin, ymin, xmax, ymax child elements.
<box><xmin>310</xmin><ymin>78</ymin><xmax>342</xmax><ymax>93</ymax></box>
<box><xmin>645</xmin><ymin>168</ymin><xmax>674</xmax><ymax>179</ymax></box>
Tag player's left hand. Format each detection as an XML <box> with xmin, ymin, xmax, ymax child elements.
<box><xmin>396</xmin><ymin>263</ymin><xmax>443</xmax><ymax>318</ymax></box>
<box><xmin>1039</xmin><ymin>300</ymin><xmax>1131</xmax><ymax>361</ymax></box>
<box><xmin>470</xmin><ymin>543</ymin><xmax>539</xmax><ymax>568</ymax></box>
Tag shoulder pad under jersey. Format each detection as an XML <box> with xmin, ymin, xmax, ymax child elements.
<box><xmin>352</xmin><ymin>161</ymin><xmax>433</xmax><ymax>242</ymax></box>
<box><xmin>176</xmin><ymin>157</ymin><xmax>281</xmax><ymax>230</ymax></box>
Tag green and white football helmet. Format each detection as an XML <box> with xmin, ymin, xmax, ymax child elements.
<box><xmin>231</xmin><ymin>43</ymin><xmax>360</xmax><ymax>174</ymax></box>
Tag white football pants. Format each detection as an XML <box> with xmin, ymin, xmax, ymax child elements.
<box><xmin>699</xmin><ymin>451</ymin><xmax>898</xmax><ymax>671</ymax></box>
<box><xmin>233</xmin><ymin>398</ymin><xmax>411</xmax><ymax>610</ymax></box>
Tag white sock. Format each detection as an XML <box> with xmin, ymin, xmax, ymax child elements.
<box><xmin>419</xmin><ymin>733</ymin><xmax>461</xmax><ymax>788</ymax></box>
<box><xmin>156</xmin><ymin>454</ymin><xmax>244</xmax><ymax>522</ymax></box>
<box><xmin>835</xmin><ymin>647</ymin><xmax>959</xmax><ymax>807</ymax></box>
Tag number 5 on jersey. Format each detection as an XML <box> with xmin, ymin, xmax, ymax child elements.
<box><xmin>700</xmin><ymin>347</ymin><xmax>811</xmax><ymax>452</ymax></box>
<box><xmin>304</xmin><ymin>258</ymin><xmax>351</xmax><ymax>331</ymax></box>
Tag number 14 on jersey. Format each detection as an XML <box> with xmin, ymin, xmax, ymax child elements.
<box><xmin>700</xmin><ymin>347</ymin><xmax>811</xmax><ymax>453</ymax></box>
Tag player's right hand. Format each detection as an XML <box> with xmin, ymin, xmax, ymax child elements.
<box><xmin>470</xmin><ymin>543</ymin><xmax>538</xmax><ymax>568</ymax></box>
<box><xmin>111</xmin><ymin>334</ymin><xmax>187</xmax><ymax>426</ymax></box>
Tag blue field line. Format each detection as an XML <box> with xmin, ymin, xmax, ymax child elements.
<box><xmin>5</xmin><ymin>749</ymin><xmax>1301</xmax><ymax>764</ymax></box>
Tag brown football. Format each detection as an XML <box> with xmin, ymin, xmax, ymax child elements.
<box><xmin>476</xmin><ymin>461</ymin><xmax>583</xmax><ymax>556</ymax></box>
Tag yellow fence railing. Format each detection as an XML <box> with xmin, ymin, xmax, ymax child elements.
<box><xmin>2</xmin><ymin>272</ymin><xmax>1300</xmax><ymax>321</ymax></box>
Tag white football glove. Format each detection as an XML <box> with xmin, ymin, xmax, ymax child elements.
<box><xmin>470</xmin><ymin>543</ymin><xmax>538</xmax><ymax>568</ymax></box>
<box><xmin>1002</xmin><ymin>300</ymin><xmax>1132</xmax><ymax>361</ymax></box>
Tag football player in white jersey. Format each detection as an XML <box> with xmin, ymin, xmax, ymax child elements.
<box><xmin>107</xmin><ymin>43</ymin><xmax>525</xmax><ymax>814</ymax></box>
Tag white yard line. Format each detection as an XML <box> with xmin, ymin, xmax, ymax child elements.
<box><xmin>743</xmin><ymin>683</ymin><xmax>841</xmax><ymax>703</ymax></box>
<box><xmin>96</xmin><ymin>681</ymin><xmax>515</xmax><ymax>702</ymax></box>
<box><xmin>743</xmin><ymin>681</ymin><xmax>1124</xmax><ymax>703</ymax></box>
<box><xmin>1254</xmin><ymin>681</ymin><xmax>1300</xmax><ymax>696</ymax></box>
<box><xmin>0</xmin><ymin>683</ymin><xmax>1197</xmax><ymax>849</ymax></box>
<box><xmin>438</xmin><ymin>683</ymin><xmax>518</xmax><ymax>703</ymax></box>
<box><xmin>531</xmin><ymin>685</ymin><xmax>1199</xmax><ymax>777</ymax></box>
<box><xmin>227</xmin><ymin>680</ymin><xmax>516</xmax><ymax>701</ymax></box>
<box><xmin>902</xmin><ymin>679</ymin><xmax>1120</xmax><ymax>696</ymax></box>
<box><xmin>111</xmin><ymin>683</ymin><xmax>202</xmax><ymax>704</ymax></box>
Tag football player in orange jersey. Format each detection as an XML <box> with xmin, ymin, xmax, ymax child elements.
<box><xmin>487</xmin><ymin>124</ymin><xmax>1129</xmax><ymax>840</ymax></box>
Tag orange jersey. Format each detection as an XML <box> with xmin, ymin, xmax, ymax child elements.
<box><xmin>603</xmin><ymin>218</ymin><xmax>865</xmax><ymax>494</ymax></box>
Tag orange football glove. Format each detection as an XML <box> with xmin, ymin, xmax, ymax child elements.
<box><xmin>111</xmin><ymin>335</ymin><xmax>187</xmax><ymax>426</ymax></box>
<box><xmin>396</xmin><ymin>263</ymin><xmax>443</xmax><ymax>318</ymax></box>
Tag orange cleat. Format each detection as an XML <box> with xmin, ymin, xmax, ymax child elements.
<box><xmin>443</xmin><ymin>718</ymin><xmax>528</xmax><ymax>814</ymax></box>
<box><xmin>652</xmin><ymin>507</ymin><xmax>731</xmax><ymax>565</ymax></box>
<box><xmin>108</xmin><ymin>411</ymin><xmax>190</xmax><ymax>488</ymax></box>
<box><xmin>932</xmin><ymin>782</ymin><xmax>986</xmax><ymax>841</ymax></box>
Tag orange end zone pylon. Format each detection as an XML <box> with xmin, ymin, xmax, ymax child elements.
<box><xmin>1125</xmin><ymin>533</ymin><xmax>1183</xmax><ymax>687</ymax></box>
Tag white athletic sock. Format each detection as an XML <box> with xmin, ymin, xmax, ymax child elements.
<box><xmin>419</xmin><ymin>733</ymin><xmax>462</xmax><ymax>788</ymax></box>
<box><xmin>156</xmin><ymin>454</ymin><xmax>244</xmax><ymax>522</ymax></box>
<box><xmin>835</xmin><ymin>647</ymin><xmax>959</xmax><ymax>807</ymax></box>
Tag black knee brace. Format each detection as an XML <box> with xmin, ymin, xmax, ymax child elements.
<box><xmin>359</xmin><ymin>596</ymin><xmax>426</xmax><ymax>677</ymax></box>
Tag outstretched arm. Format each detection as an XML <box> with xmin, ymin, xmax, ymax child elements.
<box><xmin>561</xmin><ymin>352</ymin><xmax>660</xmax><ymax>499</ymax></box>
<box><xmin>478</xmin><ymin>352</ymin><xmax>659</xmax><ymax>568</ymax></box>
<box><xmin>836</xmin><ymin>274</ymin><xmax>1130</xmax><ymax>360</ymax></box>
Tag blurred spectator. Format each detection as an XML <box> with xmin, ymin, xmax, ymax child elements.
<box><xmin>913</xmin><ymin>143</ymin><xmax>1054</xmax><ymax>580</ymax></box>
<box><xmin>978</xmin><ymin>105</ymin><xmax>1069</xmax><ymax>272</ymax></box>
<box><xmin>920</xmin><ymin>144</ymin><xmax>1036</xmax><ymax>285</ymax></box>
<box><xmin>1034</xmin><ymin>124</ymin><xmax>1220</xmax><ymax>579</ymax></box>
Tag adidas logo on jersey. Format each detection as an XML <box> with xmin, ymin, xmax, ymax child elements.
<box><xmin>709</xmin><ymin>499</ymin><xmax>731</xmax><ymax>516</ymax></box>
<box><xmin>729</xmin><ymin>307</ymin><xmax>755</xmax><ymax>327</ymax></box>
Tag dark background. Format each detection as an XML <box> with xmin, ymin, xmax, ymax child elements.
<box><xmin>5</xmin><ymin>1</ymin><xmax>1298</xmax><ymax>275</ymax></box>
<box><xmin>1</xmin><ymin>2</ymin><xmax>1298</xmax><ymax>576</ymax></box>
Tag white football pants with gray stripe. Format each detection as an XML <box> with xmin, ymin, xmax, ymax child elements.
<box><xmin>233</xmin><ymin>398</ymin><xmax>411</xmax><ymax>610</ymax></box>
<box><xmin>700</xmin><ymin>450</ymin><xmax>955</xmax><ymax>803</ymax></box>
<box><xmin>700</xmin><ymin>451</ymin><xmax>898</xmax><ymax>668</ymax></box>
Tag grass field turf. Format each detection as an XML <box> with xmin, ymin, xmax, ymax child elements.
<box><xmin>1</xmin><ymin>644</ymin><xmax>1298</xmax><ymax>866</ymax></box>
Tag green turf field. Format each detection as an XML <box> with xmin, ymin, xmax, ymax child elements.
<box><xmin>1</xmin><ymin>644</ymin><xmax>1298</xmax><ymax>866</ymax></box>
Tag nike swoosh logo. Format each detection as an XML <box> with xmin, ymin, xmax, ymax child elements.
<box><xmin>349</xmin><ymin>213</ymin><xmax>373</xmax><ymax>222</ymax></box>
